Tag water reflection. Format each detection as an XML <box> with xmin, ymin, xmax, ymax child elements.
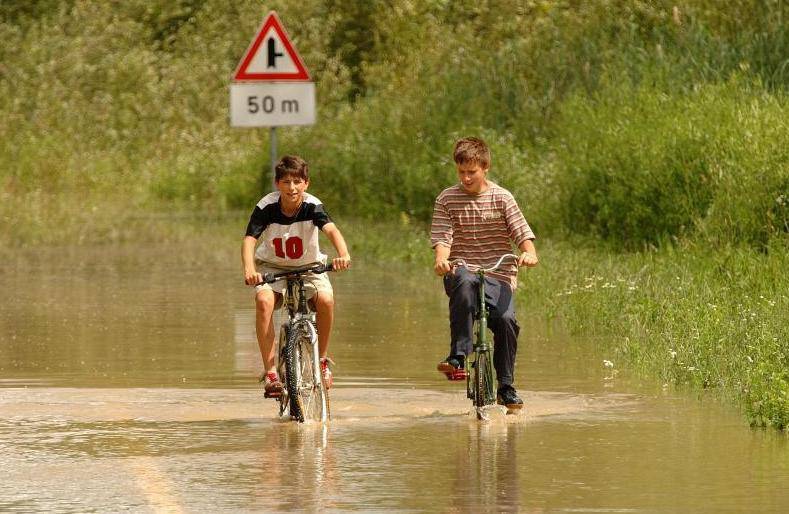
<box><xmin>446</xmin><ymin>421</ymin><xmax>521</xmax><ymax>512</ymax></box>
<box><xmin>250</xmin><ymin>423</ymin><xmax>336</xmax><ymax>511</ymax></box>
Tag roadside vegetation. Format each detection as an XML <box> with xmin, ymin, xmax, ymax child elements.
<box><xmin>1</xmin><ymin>0</ymin><xmax>786</xmax><ymax>428</ymax></box>
<box><xmin>356</xmin><ymin>227</ymin><xmax>789</xmax><ymax>431</ymax></box>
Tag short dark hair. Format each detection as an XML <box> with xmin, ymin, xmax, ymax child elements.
<box><xmin>453</xmin><ymin>137</ymin><xmax>491</xmax><ymax>169</ymax></box>
<box><xmin>275</xmin><ymin>155</ymin><xmax>309</xmax><ymax>181</ymax></box>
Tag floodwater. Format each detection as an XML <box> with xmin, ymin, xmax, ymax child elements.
<box><xmin>1</xmin><ymin>247</ymin><xmax>788</xmax><ymax>513</ymax></box>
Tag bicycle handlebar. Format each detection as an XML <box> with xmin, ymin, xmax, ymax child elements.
<box><xmin>480</xmin><ymin>253</ymin><xmax>518</xmax><ymax>273</ymax></box>
<box><xmin>449</xmin><ymin>254</ymin><xmax>519</xmax><ymax>273</ymax></box>
<box><xmin>254</xmin><ymin>262</ymin><xmax>334</xmax><ymax>286</ymax></box>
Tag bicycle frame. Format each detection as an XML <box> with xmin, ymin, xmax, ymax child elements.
<box><xmin>466</xmin><ymin>268</ymin><xmax>497</xmax><ymax>410</ymax></box>
<box><xmin>283</xmin><ymin>273</ymin><xmax>312</xmax><ymax>320</ymax></box>
<box><xmin>261</xmin><ymin>263</ymin><xmax>332</xmax><ymax>423</ymax></box>
<box><xmin>456</xmin><ymin>254</ymin><xmax>518</xmax><ymax>419</ymax></box>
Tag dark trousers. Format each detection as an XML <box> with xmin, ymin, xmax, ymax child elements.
<box><xmin>443</xmin><ymin>267</ymin><xmax>520</xmax><ymax>387</ymax></box>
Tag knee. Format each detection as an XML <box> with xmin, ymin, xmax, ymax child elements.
<box><xmin>499</xmin><ymin>312</ymin><xmax>519</xmax><ymax>331</ymax></box>
<box><xmin>255</xmin><ymin>291</ymin><xmax>275</xmax><ymax>313</ymax></box>
<box><xmin>448</xmin><ymin>272</ymin><xmax>477</xmax><ymax>298</ymax></box>
<box><xmin>455</xmin><ymin>271</ymin><xmax>476</xmax><ymax>288</ymax></box>
<box><xmin>314</xmin><ymin>291</ymin><xmax>334</xmax><ymax>311</ymax></box>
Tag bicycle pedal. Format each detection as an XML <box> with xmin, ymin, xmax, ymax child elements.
<box><xmin>263</xmin><ymin>391</ymin><xmax>282</xmax><ymax>399</ymax></box>
<box><xmin>444</xmin><ymin>369</ymin><xmax>468</xmax><ymax>381</ymax></box>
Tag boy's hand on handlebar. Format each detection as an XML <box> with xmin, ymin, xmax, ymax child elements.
<box><xmin>332</xmin><ymin>255</ymin><xmax>352</xmax><ymax>271</ymax></box>
<box><xmin>517</xmin><ymin>252</ymin><xmax>539</xmax><ymax>268</ymax></box>
<box><xmin>434</xmin><ymin>259</ymin><xmax>452</xmax><ymax>276</ymax></box>
<box><xmin>244</xmin><ymin>270</ymin><xmax>263</xmax><ymax>285</ymax></box>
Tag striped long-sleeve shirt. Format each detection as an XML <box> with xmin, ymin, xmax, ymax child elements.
<box><xmin>430</xmin><ymin>182</ymin><xmax>535</xmax><ymax>289</ymax></box>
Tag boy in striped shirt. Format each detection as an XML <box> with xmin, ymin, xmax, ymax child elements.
<box><xmin>431</xmin><ymin>137</ymin><xmax>538</xmax><ymax>409</ymax></box>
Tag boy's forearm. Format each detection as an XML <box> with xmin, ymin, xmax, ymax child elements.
<box><xmin>434</xmin><ymin>244</ymin><xmax>450</xmax><ymax>262</ymax></box>
<box><xmin>241</xmin><ymin>236</ymin><xmax>257</xmax><ymax>271</ymax></box>
<box><xmin>324</xmin><ymin>224</ymin><xmax>350</xmax><ymax>258</ymax></box>
<box><xmin>518</xmin><ymin>239</ymin><xmax>537</xmax><ymax>257</ymax></box>
<box><xmin>331</xmin><ymin>234</ymin><xmax>350</xmax><ymax>258</ymax></box>
<box><xmin>516</xmin><ymin>238</ymin><xmax>539</xmax><ymax>267</ymax></box>
<box><xmin>433</xmin><ymin>243</ymin><xmax>452</xmax><ymax>275</ymax></box>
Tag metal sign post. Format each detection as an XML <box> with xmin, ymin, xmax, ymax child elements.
<box><xmin>229</xmin><ymin>11</ymin><xmax>315</xmax><ymax>189</ymax></box>
<box><xmin>269</xmin><ymin>127</ymin><xmax>277</xmax><ymax>187</ymax></box>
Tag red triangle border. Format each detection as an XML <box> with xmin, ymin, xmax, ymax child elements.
<box><xmin>233</xmin><ymin>11</ymin><xmax>310</xmax><ymax>82</ymax></box>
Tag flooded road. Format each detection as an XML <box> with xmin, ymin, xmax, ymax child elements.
<box><xmin>1</xmin><ymin>250</ymin><xmax>788</xmax><ymax>512</ymax></box>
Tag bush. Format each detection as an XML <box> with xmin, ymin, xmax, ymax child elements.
<box><xmin>552</xmin><ymin>78</ymin><xmax>788</xmax><ymax>249</ymax></box>
<box><xmin>2</xmin><ymin>0</ymin><xmax>788</xmax><ymax>248</ymax></box>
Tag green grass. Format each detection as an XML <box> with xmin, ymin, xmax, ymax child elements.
<box><xmin>530</xmin><ymin>239</ymin><xmax>788</xmax><ymax>429</ymax></box>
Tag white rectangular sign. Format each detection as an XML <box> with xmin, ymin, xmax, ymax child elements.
<box><xmin>230</xmin><ymin>82</ymin><xmax>315</xmax><ymax>127</ymax></box>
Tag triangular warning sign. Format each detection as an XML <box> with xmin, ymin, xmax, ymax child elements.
<box><xmin>233</xmin><ymin>11</ymin><xmax>310</xmax><ymax>81</ymax></box>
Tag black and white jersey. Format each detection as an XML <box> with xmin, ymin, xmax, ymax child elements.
<box><xmin>245</xmin><ymin>192</ymin><xmax>332</xmax><ymax>267</ymax></box>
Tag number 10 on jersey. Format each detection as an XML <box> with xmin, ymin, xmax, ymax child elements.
<box><xmin>273</xmin><ymin>236</ymin><xmax>304</xmax><ymax>259</ymax></box>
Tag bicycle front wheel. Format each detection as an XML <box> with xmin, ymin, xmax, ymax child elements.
<box><xmin>284</xmin><ymin>322</ymin><xmax>328</xmax><ymax>423</ymax></box>
<box><xmin>276</xmin><ymin>324</ymin><xmax>290</xmax><ymax>417</ymax></box>
<box><xmin>474</xmin><ymin>351</ymin><xmax>494</xmax><ymax>409</ymax></box>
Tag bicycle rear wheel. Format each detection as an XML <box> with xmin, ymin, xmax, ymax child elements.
<box><xmin>283</xmin><ymin>322</ymin><xmax>328</xmax><ymax>423</ymax></box>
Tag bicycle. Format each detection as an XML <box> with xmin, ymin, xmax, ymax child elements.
<box><xmin>450</xmin><ymin>254</ymin><xmax>519</xmax><ymax>420</ymax></box>
<box><xmin>257</xmin><ymin>263</ymin><xmax>334</xmax><ymax>423</ymax></box>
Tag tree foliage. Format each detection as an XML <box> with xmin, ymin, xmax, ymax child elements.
<box><xmin>1</xmin><ymin>0</ymin><xmax>787</xmax><ymax>249</ymax></box>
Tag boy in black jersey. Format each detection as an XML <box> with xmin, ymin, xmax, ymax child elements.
<box><xmin>242</xmin><ymin>155</ymin><xmax>351</xmax><ymax>396</ymax></box>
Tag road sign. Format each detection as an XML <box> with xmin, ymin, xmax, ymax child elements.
<box><xmin>230</xmin><ymin>82</ymin><xmax>315</xmax><ymax>127</ymax></box>
<box><xmin>230</xmin><ymin>11</ymin><xmax>315</xmax><ymax>128</ymax></box>
<box><xmin>230</xmin><ymin>11</ymin><xmax>316</xmax><ymax>185</ymax></box>
<box><xmin>233</xmin><ymin>11</ymin><xmax>310</xmax><ymax>81</ymax></box>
